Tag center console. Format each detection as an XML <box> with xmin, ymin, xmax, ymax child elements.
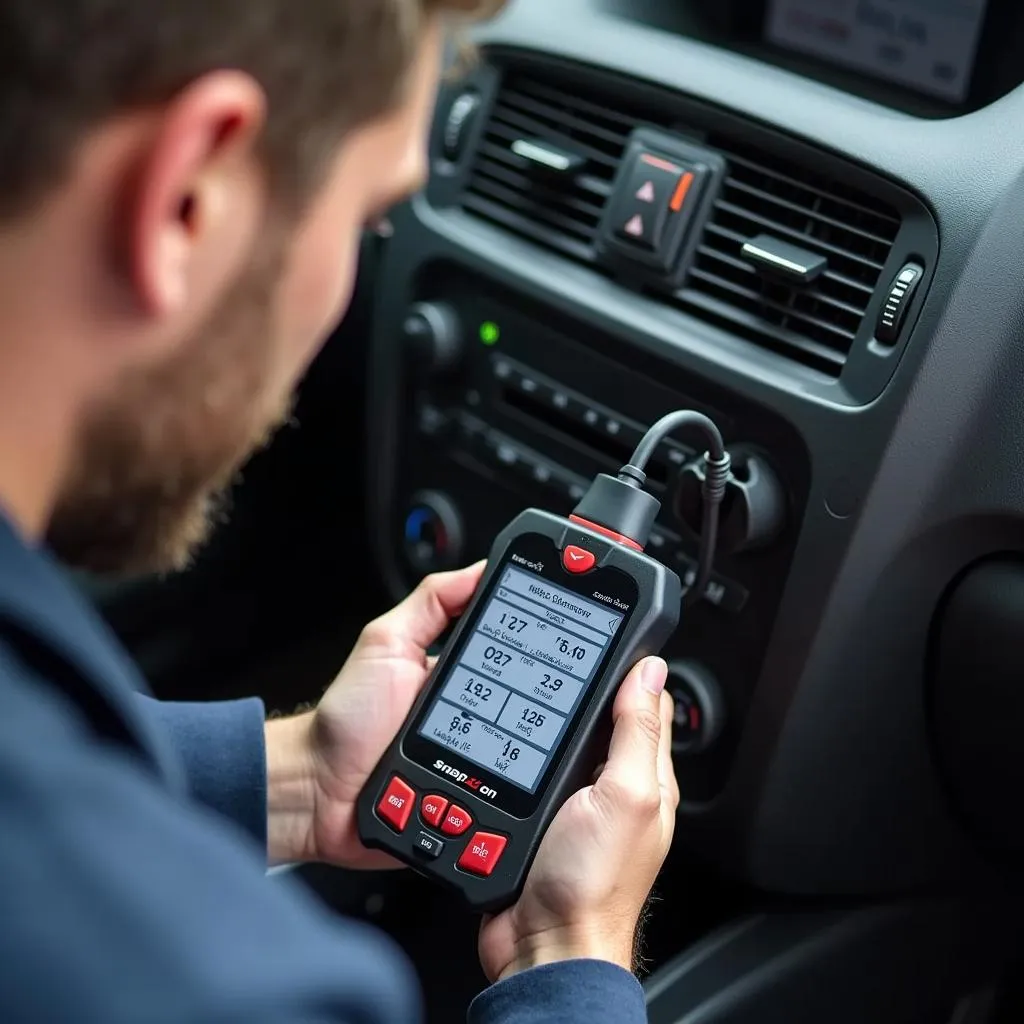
<box><xmin>383</xmin><ymin>264</ymin><xmax>809</xmax><ymax>803</ymax></box>
<box><xmin>364</xmin><ymin>0</ymin><xmax>1024</xmax><ymax>909</ymax></box>
<box><xmin>357</xmin><ymin>1</ymin><xmax>1024</xmax><ymax>1015</ymax></box>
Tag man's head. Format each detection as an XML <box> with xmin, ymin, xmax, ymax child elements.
<box><xmin>0</xmin><ymin>0</ymin><xmax>501</xmax><ymax>574</ymax></box>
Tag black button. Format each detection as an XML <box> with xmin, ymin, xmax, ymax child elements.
<box><xmin>662</xmin><ymin>442</ymin><xmax>694</xmax><ymax>468</ymax></box>
<box><xmin>492</xmin><ymin>358</ymin><xmax>514</xmax><ymax>382</ymax></box>
<box><xmin>567</xmin><ymin>480</ymin><xmax>588</xmax><ymax>504</ymax></box>
<box><xmin>416</xmin><ymin>405</ymin><xmax>448</xmax><ymax>438</ymax></box>
<box><xmin>479</xmin><ymin>430</ymin><xmax>520</xmax><ymax>471</ymax></box>
<box><xmin>548</xmin><ymin>386</ymin><xmax>574</xmax><ymax>415</ymax></box>
<box><xmin>413</xmin><ymin>831</ymin><xmax>445</xmax><ymax>859</ymax></box>
<box><xmin>514</xmin><ymin>453</ymin><xmax>558</xmax><ymax>491</ymax></box>
<box><xmin>455</xmin><ymin>414</ymin><xmax>487</xmax><ymax>457</ymax></box>
<box><xmin>602</xmin><ymin>414</ymin><xmax>643</xmax><ymax>449</ymax></box>
<box><xmin>515</xmin><ymin>371</ymin><xmax>543</xmax><ymax>398</ymax></box>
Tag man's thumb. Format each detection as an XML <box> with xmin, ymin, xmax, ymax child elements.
<box><xmin>600</xmin><ymin>657</ymin><xmax>668</xmax><ymax>793</ymax></box>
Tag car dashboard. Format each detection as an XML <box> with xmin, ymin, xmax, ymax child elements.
<box><xmin>360</xmin><ymin>0</ymin><xmax>1024</xmax><ymax>1017</ymax></box>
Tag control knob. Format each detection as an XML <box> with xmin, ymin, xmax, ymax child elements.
<box><xmin>666</xmin><ymin>660</ymin><xmax>725</xmax><ymax>755</ymax></box>
<box><xmin>402</xmin><ymin>302</ymin><xmax>462</xmax><ymax>374</ymax></box>
<box><xmin>403</xmin><ymin>491</ymin><xmax>464</xmax><ymax>574</ymax></box>
<box><xmin>674</xmin><ymin>446</ymin><xmax>786</xmax><ymax>555</ymax></box>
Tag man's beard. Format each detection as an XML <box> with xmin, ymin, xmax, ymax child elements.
<box><xmin>46</xmin><ymin>231</ymin><xmax>293</xmax><ymax>577</ymax></box>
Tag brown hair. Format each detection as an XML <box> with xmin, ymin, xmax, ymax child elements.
<box><xmin>0</xmin><ymin>0</ymin><xmax>504</xmax><ymax>218</ymax></box>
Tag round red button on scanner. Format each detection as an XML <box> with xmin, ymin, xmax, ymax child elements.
<box><xmin>420</xmin><ymin>794</ymin><xmax>449</xmax><ymax>829</ymax></box>
<box><xmin>457</xmin><ymin>831</ymin><xmax>509</xmax><ymax>877</ymax></box>
<box><xmin>441</xmin><ymin>805</ymin><xmax>473</xmax><ymax>836</ymax></box>
<box><xmin>562</xmin><ymin>544</ymin><xmax>596</xmax><ymax>574</ymax></box>
<box><xmin>376</xmin><ymin>776</ymin><xmax>415</xmax><ymax>833</ymax></box>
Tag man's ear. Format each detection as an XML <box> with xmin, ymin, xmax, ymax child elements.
<box><xmin>128</xmin><ymin>71</ymin><xmax>268</xmax><ymax>322</ymax></box>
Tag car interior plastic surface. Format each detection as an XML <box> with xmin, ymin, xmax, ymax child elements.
<box><xmin>357</xmin><ymin>0</ymin><xmax>1024</xmax><ymax>1017</ymax></box>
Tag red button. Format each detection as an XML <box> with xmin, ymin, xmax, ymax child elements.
<box><xmin>457</xmin><ymin>831</ymin><xmax>509</xmax><ymax>877</ymax></box>
<box><xmin>562</xmin><ymin>545</ymin><xmax>596</xmax><ymax>574</ymax></box>
<box><xmin>421</xmin><ymin>794</ymin><xmax>449</xmax><ymax>828</ymax></box>
<box><xmin>441</xmin><ymin>805</ymin><xmax>473</xmax><ymax>836</ymax></box>
<box><xmin>376</xmin><ymin>776</ymin><xmax>415</xmax><ymax>832</ymax></box>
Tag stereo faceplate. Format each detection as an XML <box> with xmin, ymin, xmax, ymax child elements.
<box><xmin>388</xmin><ymin>263</ymin><xmax>810</xmax><ymax>803</ymax></box>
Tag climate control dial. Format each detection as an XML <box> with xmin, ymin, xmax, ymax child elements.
<box><xmin>403</xmin><ymin>491</ymin><xmax>464</xmax><ymax>574</ymax></box>
<box><xmin>666</xmin><ymin>660</ymin><xmax>725</xmax><ymax>755</ymax></box>
<box><xmin>402</xmin><ymin>302</ymin><xmax>463</xmax><ymax>375</ymax></box>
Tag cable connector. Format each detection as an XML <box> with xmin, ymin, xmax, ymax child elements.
<box><xmin>701</xmin><ymin>451</ymin><xmax>732</xmax><ymax>506</ymax></box>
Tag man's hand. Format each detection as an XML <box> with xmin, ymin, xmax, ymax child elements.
<box><xmin>478</xmin><ymin>657</ymin><xmax>677</xmax><ymax>981</ymax></box>
<box><xmin>264</xmin><ymin>562</ymin><xmax>485</xmax><ymax>868</ymax></box>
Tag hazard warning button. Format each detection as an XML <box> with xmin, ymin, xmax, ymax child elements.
<box><xmin>613</xmin><ymin>152</ymin><xmax>685</xmax><ymax>251</ymax></box>
<box><xmin>600</xmin><ymin>135</ymin><xmax>719</xmax><ymax>277</ymax></box>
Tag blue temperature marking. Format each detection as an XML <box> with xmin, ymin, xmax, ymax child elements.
<box><xmin>405</xmin><ymin>508</ymin><xmax>430</xmax><ymax>543</ymax></box>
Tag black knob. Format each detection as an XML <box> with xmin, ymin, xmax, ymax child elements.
<box><xmin>674</xmin><ymin>446</ymin><xmax>786</xmax><ymax>555</ymax></box>
<box><xmin>402</xmin><ymin>302</ymin><xmax>462</xmax><ymax>374</ymax></box>
<box><xmin>403</xmin><ymin>491</ymin><xmax>464</xmax><ymax>574</ymax></box>
<box><xmin>666</xmin><ymin>660</ymin><xmax>725</xmax><ymax>755</ymax></box>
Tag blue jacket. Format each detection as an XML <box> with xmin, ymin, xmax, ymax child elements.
<box><xmin>0</xmin><ymin>515</ymin><xmax>647</xmax><ymax>1023</ymax></box>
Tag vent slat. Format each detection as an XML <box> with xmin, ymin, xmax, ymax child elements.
<box><xmin>462</xmin><ymin>193</ymin><xmax>596</xmax><ymax>262</ymax></box>
<box><xmin>508</xmin><ymin>79</ymin><xmax>651</xmax><ymax>137</ymax></box>
<box><xmin>695</xmin><ymin>246</ymin><xmax>868</xmax><ymax>320</ymax></box>
<box><xmin>472</xmin><ymin>160</ymin><xmax>606</xmax><ymax>221</ymax></box>
<box><xmin>461</xmin><ymin>68</ymin><xmax>903</xmax><ymax>379</ymax></box>
<box><xmin>676</xmin><ymin>288</ymin><xmax>847</xmax><ymax>375</ymax></box>
<box><xmin>465</xmin><ymin>176</ymin><xmax>599</xmax><ymax>241</ymax></box>
<box><xmin>476</xmin><ymin>141</ymin><xmax>613</xmax><ymax>200</ymax></box>
<box><xmin>687</xmin><ymin>268</ymin><xmax>857</xmax><ymax>343</ymax></box>
<box><xmin>712</xmin><ymin>146</ymin><xmax>901</xmax><ymax>231</ymax></box>
<box><xmin>714</xmin><ymin>200</ymin><xmax>887</xmax><ymax>275</ymax></box>
<box><xmin>724</xmin><ymin>178</ymin><xmax>897</xmax><ymax>248</ymax></box>
<box><xmin>498</xmin><ymin>89</ymin><xmax>632</xmax><ymax>151</ymax></box>
<box><xmin>488</xmin><ymin>112</ymin><xmax>622</xmax><ymax>172</ymax></box>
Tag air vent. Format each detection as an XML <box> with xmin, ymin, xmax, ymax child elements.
<box><xmin>461</xmin><ymin>68</ymin><xmax>903</xmax><ymax>377</ymax></box>
<box><xmin>674</xmin><ymin>138</ymin><xmax>901</xmax><ymax>374</ymax></box>
<box><xmin>462</xmin><ymin>73</ymin><xmax>643</xmax><ymax>262</ymax></box>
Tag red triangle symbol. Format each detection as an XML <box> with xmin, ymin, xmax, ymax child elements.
<box><xmin>636</xmin><ymin>180</ymin><xmax>656</xmax><ymax>202</ymax></box>
<box><xmin>624</xmin><ymin>214</ymin><xmax>644</xmax><ymax>237</ymax></box>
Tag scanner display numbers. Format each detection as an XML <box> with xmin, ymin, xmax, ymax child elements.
<box><xmin>417</xmin><ymin>565</ymin><xmax>625</xmax><ymax>793</ymax></box>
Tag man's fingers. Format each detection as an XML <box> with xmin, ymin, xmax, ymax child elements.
<box><xmin>368</xmin><ymin>561</ymin><xmax>485</xmax><ymax>650</ymax></box>
<box><xmin>592</xmin><ymin>657</ymin><xmax>668</xmax><ymax>820</ymax></box>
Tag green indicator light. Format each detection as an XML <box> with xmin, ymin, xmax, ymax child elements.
<box><xmin>479</xmin><ymin>321</ymin><xmax>501</xmax><ymax>346</ymax></box>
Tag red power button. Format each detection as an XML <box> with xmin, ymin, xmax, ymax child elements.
<box><xmin>562</xmin><ymin>545</ymin><xmax>596</xmax><ymax>574</ymax></box>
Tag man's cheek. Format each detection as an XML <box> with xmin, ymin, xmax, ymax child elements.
<box><xmin>282</xmin><ymin>239</ymin><xmax>359</xmax><ymax>375</ymax></box>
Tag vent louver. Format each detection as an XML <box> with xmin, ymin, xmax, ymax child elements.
<box><xmin>461</xmin><ymin>68</ymin><xmax>903</xmax><ymax>377</ymax></box>
<box><xmin>674</xmin><ymin>138</ymin><xmax>901</xmax><ymax>374</ymax></box>
<box><xmin>462</xmin><ymin>73</ymin><xmax>642</xmax><ymax>262</ymax></box>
